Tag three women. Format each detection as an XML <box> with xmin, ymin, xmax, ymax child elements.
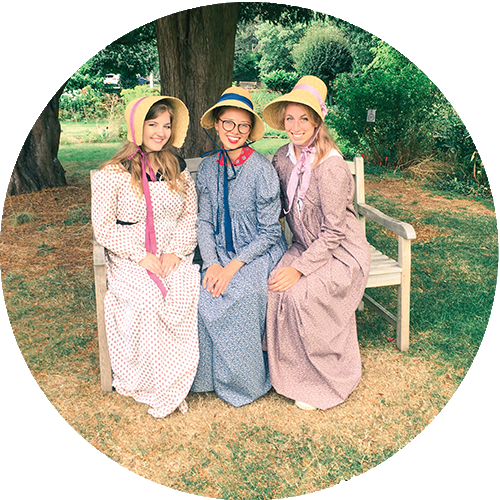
<box><xmin>92</xmin><ymin>76</ymin><xmax>369</xmax><ymax>416</ymax></box>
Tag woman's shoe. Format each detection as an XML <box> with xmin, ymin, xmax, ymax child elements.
<box><xmin>295</xmin><ymin>400</ymin><xmax>317</xmax><ymax>411</ymax></box>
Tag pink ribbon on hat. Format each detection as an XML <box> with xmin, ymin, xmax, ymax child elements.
<box><xmin>284</xmin><ymin>83</ymin><xmax>329</xmax><ymax>215</ymax></box>
<box><xmin>293</xmin><ymin>83</ymin><xmax>328</xmax><ymax>117</ymax></box>
<box><xmin>129</xmin><ymin>98</ymin><xmax>168</xmax><ymax>298</ymax></box>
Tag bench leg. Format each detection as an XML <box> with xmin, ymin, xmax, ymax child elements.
<box><xmin>397</xmin><ymin>237</ymin><xmax>411</xmax><ymax>351</ymax></box>
<box><xmin>94</xmin><ymin>263</ymin><xmax>113</xmax><ymax>393</ymax></box>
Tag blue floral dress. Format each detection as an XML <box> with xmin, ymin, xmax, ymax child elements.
<box><xmin>191</xmin><ymin>147</ymin><xmax>287</xmax><ymax>406</ymax></box>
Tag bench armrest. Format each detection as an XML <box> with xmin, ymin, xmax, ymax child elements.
<box><xmin>357</xmin><ymin>202</ymin><xmax>416</xmax><ymax>240</ymax></box>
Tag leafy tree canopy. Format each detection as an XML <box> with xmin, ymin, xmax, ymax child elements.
<box><xmin>239</xmin><ymin>3</ymin><xmax>320</xmax><ymax>24</ymax></box>
<box><xmin>293</xmin><ymin>23</ymin><xmax>353</xmax><ymax>91</ymax></box>
<box><xmin>85</xmin><ymin>22</ymin><xmax>158</xmax><ymax>89</ymax></box>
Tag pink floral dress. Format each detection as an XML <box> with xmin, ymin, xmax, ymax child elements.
<box><xmin>91</xmin><ymin>164</ymin><xmax>200</xmax><ymax>418</ymax></box>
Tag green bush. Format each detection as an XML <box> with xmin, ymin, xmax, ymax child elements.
<box><xmin>433</xmin><ymin>111</ymin><xmax>487</xmax><ymax>189</ymax></box>
<box><xmin>330</xmin><ymin>43</ymin><xmax>447</xmax><ymax>167</ymax></box>
<box><xmin>293</xmin><ymin>25</ymin><xmax>352</xmax><ymax>92</ymax></box>
<box><xmin>262</xmin><ymin>70</ymin><xmax>297</xmax><ymax>93</ymax></box>
<box><xmin>255</xmin><ymin>21</ymin><xmax>306</xmax><ymax>78</ymax></box>
<box><xmin>119</xmin><ymin>85</ymin><xmax>160</xmax><ymax>107</ymax></box>
<box><xmin>59</xmin><ymin>86</ymin><xmax>107</xmax><ymax>121</ymax></box>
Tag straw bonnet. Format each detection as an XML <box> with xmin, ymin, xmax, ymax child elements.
<box><xmin>125</xmin><ymin>95</ymin><xmax>190</xmax><ymax>149</ymax></box>
<box><xmin>200</xmin><ymin>87</ymin><xmax>265</xmax><ymax>142</ymax></box>
<box><xmin>262</xmin><ymin>75</ymin><xmax>328</xmax><ymax>131</ymax></box>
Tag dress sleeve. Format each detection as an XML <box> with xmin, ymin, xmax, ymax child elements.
<box><xmin>292</xmin><ymin>159</ymin><xmax>351</xmax><ymax>276</ymax></box>
<box><xmin>164</xmin><ymin>170</ymin><xmax>198</xmax><ymax>258</ymax></box>
<box><xmin>235</xmin><ymin>159</ymin><xmax>284</xmax><ymax>264</ymax></box>
<box><xmin>196</xmin><ymin>161</ymin><xmax>221</xmax><ymax>270</ymax></box>
<box><xmin>91</xmin><ymin>166</ymin><xmax>147</xmax><ymax>264</ymax></box>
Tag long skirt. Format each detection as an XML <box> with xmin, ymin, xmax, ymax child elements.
<box><xmin>191</xmin><ymin>256</ymin><xmax>272</xmax><ymax>407</ymax></box>
<box><xmin>105</xmin><ymin>257</ymin><xmax>200</xmax><ymax>418</ymax></box>
<box><xmin>264</xmin><ymin>245</ymin><xmax>368</xmax><ymax>410</ymax></box>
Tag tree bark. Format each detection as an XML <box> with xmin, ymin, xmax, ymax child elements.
<box><xmin>155</xmin><ymin>3</ymin><xmax>240</xmax><ymax>158</ymax></box>
<box><xmin>8</xmin><ymin>85</ymin><xmax>67</xmax><ymax>196</ymax></box>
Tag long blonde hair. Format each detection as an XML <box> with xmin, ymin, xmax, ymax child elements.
<box><xmin>276</xmin><ymin>102</ymin><xmax>341</xmax><ymax>167</ymax></box>
<box><xmin>101</xmin><ymin>101</ymin><xmax>186</xmax><ymax>195</ymax></box>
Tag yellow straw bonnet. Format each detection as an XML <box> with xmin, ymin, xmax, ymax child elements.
<box><xmin>200</xmin><ymin>87</ymin><xmax>265</xmax><ymax>142</ymax></box>
<box><xmin>262</xmin><ymin>75</ymin><xmax>328</xmax><ymax>131</ymax></box>
<box><xmin>125</xmin><ymin>95</ymin><xmax>190</xmax><ymax>149</ymax></box>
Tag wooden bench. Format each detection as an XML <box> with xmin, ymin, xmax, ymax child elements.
<box><xmin>92</xmin><ymin>156</ymin><xmax>416</xmax><ymax>393</ymax></box>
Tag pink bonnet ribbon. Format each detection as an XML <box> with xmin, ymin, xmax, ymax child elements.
<box><xmin>129</xmin><ymin>98</ymin><xmax>168</xmax><ymax>298</ymax></box>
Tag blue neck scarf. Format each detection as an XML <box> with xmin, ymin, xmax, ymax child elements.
<box><xmin>201</xmin><ymin>129</ymin><xmax>254</xmax><ymax>253</ymax></box>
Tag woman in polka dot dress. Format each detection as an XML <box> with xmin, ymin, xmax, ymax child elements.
<box><xmin>91</xmin><ymin>96</ymin><xmax>200</xmax><ymax>418</ymax></box>
<box><xmin>190</xmin><ymin>87</ymin><xmax>287</xmax><ymax>407</ymax></box>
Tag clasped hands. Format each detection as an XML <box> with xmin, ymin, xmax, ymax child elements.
<box><xmin>139</xmin><ymin>252</ymin><xmax>180</xmax><ymax>278</ymax></box>
<box><xmin>203</xmin><ymin>260</ymin><xmax>244</xmax><ymax>298</ymax></box>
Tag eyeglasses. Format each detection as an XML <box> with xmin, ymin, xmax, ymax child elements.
<box><xmin>219</xmin><ymin>119</ymin><xmax>252</xmax><ymax>135</ymax></box>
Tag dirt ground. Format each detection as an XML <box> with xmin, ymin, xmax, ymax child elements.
<box><xmin>0</xmin><ymin>176</ymin><xmax>493</xmax><ymax>497</ymax></box>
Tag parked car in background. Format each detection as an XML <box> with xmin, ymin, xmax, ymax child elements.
<box><xmin>104</xmin><ymin>74</ymin><xmax>120</xmax><ymax>86</ymax></box>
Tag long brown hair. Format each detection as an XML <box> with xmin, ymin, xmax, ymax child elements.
<box><xmin>101</xmin><ymin>100</ymin><xmax>186</xmax><ymax>195</ymax></box>
<box><xmin>276</xmin><ymin>102</ymin><xmax>341</xmax><ymax>167</ymax></box>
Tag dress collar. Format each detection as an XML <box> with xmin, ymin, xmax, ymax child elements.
<box><xmin>286</xmin><ymin>141</ymin><xmax>341</xmax><ymax>165</ymax></box>
<box><xmin>217</xmin><ymin>146</ymin><xmax>254</xmax><ymax>167</ymax></box>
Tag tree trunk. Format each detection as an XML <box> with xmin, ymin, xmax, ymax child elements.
<box><xmin>8</xmin><ymin>85</ymin><xmax>67</xmax><ymax>196</ymax></box>
<box><xmin>155</xmin><ymin>3</ymin><xmax>240</xmax><ymax>158</ymax></box>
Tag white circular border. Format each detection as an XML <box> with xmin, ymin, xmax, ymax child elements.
<box><xmin>1</xmin><ymin>2</ymin><xmax>498</xmax><ymax>499</ymax></box>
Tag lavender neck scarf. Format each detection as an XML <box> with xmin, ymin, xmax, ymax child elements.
<box><xmin>284</xmin><ymin>83</ymin><xmax>329</xmax><ymax>216</ymax></box>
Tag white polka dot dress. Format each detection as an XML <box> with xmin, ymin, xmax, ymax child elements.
<box><xmin>92</xmin><ymin>164</ymin><xmax>200</xmax><ymax>418</ymax></box>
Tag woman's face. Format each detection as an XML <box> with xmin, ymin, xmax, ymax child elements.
<box><xmin>284</xmin><ymin>103</ymin><xmax>316</xmax><ymax>149</ymax></box>
<box><xmin>142</xmin><ymin>109</ymin><xmax>172</xmax><ymax>152</ymax></box>
<box><xmin>214</xmin><ymin>107</ymin><xmax>252</xmax><ymax>151</ymax></box>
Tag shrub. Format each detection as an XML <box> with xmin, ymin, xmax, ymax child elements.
<box><xmin>250</xmin><ymin>89</ymin><xmax>289</xmax><ymax>138</ymax></box>
<box><xmin>330</xmin><ymin>43</ymin><xmax>447</xmax><ymax>167</ymax></box>
<box><xmin>433</xmin><ymin>111</ymin><xmax>487</xmax><ymax>189</ymax></box>
<box><xmin>59</xmin><ymin>86</ymin><xmax>107</xmax><ymax>121</ymax></box>
<box><xmin>262</xmin><ymin>70</ymin><xmax>297</xmax><ymax>93</ymax></box>
<box><xmin>293</xmin><ymin>25</ymin><xmax>353</xmax><ymax>92</ymax></box>
<box><xmin>255</xmin><ymin>21</ymin><xmax>306</xmax><ymax>78</ymax></box>
<box><xmin>119</xmin><ymin>85</ymin><xmax>160</xmax><ymax>107</ymax></box>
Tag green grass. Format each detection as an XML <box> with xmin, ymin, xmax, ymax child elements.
<box><xmin>2</xmin><ymin>268</ymin><xmax>97</xmax><ymax>374</ymax></box>
<box><xmin>58</xmin><ymin>139</ymin><xmax>288</xmax><ymax>184</ymax></box>
<box><xmin>60</xmin><ymin>120</ymin><xmax>124</xmax><ymax>145</ymax></box>
<box><xmin>253</xmin><ymin>138</ymin><xmax>289</xmax><ymax>155</ymax></box>
<box><xmin>59</xmin><ymin>143</ymin><xmax>121</xmax><ymax>183</ymax></box>
<box><xmin>357</xmin><ymin>193</ymin><xmax>498</xmax><ymax>377</ymax></box>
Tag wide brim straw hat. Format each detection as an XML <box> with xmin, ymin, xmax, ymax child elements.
<box><xmin>200</xmin><ymin>87</ymin><xmax>265</xmax><ymax>142</ymax></box>
<box><xmin>125</xmin><ymin>95</ymin><xmax>189</xmax><ymax>149</ymax></box>
<box><xmin>262</xmin><ymin>75</ymin><xmax>328</xmax><ymax>131</ymax></box>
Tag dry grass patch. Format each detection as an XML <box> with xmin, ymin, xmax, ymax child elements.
<box><xmin>2</xmin><ymin>176</ymin><xmax>491</xmax><ymax>498</ymax></box>
<box><xmin>30</xmin><ymin>345</ymin><xmax>457</xmax><ymax>498</ymax></box>
<box><xmin>366</xmin><ymin>177</ymin><xmax>494</xmax><ymax>217</ymax></box>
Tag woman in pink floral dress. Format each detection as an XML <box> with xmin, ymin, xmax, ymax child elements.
<box><xmin>91</xmin><ymin>96</ymin><xmax>200</xmax><ymax>418</ymax></box>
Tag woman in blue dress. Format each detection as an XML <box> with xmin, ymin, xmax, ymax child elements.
<box><xmin>191</xmin><ymin>87</ymin><xmax>287</xmax><ymax>407</ymax></box>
